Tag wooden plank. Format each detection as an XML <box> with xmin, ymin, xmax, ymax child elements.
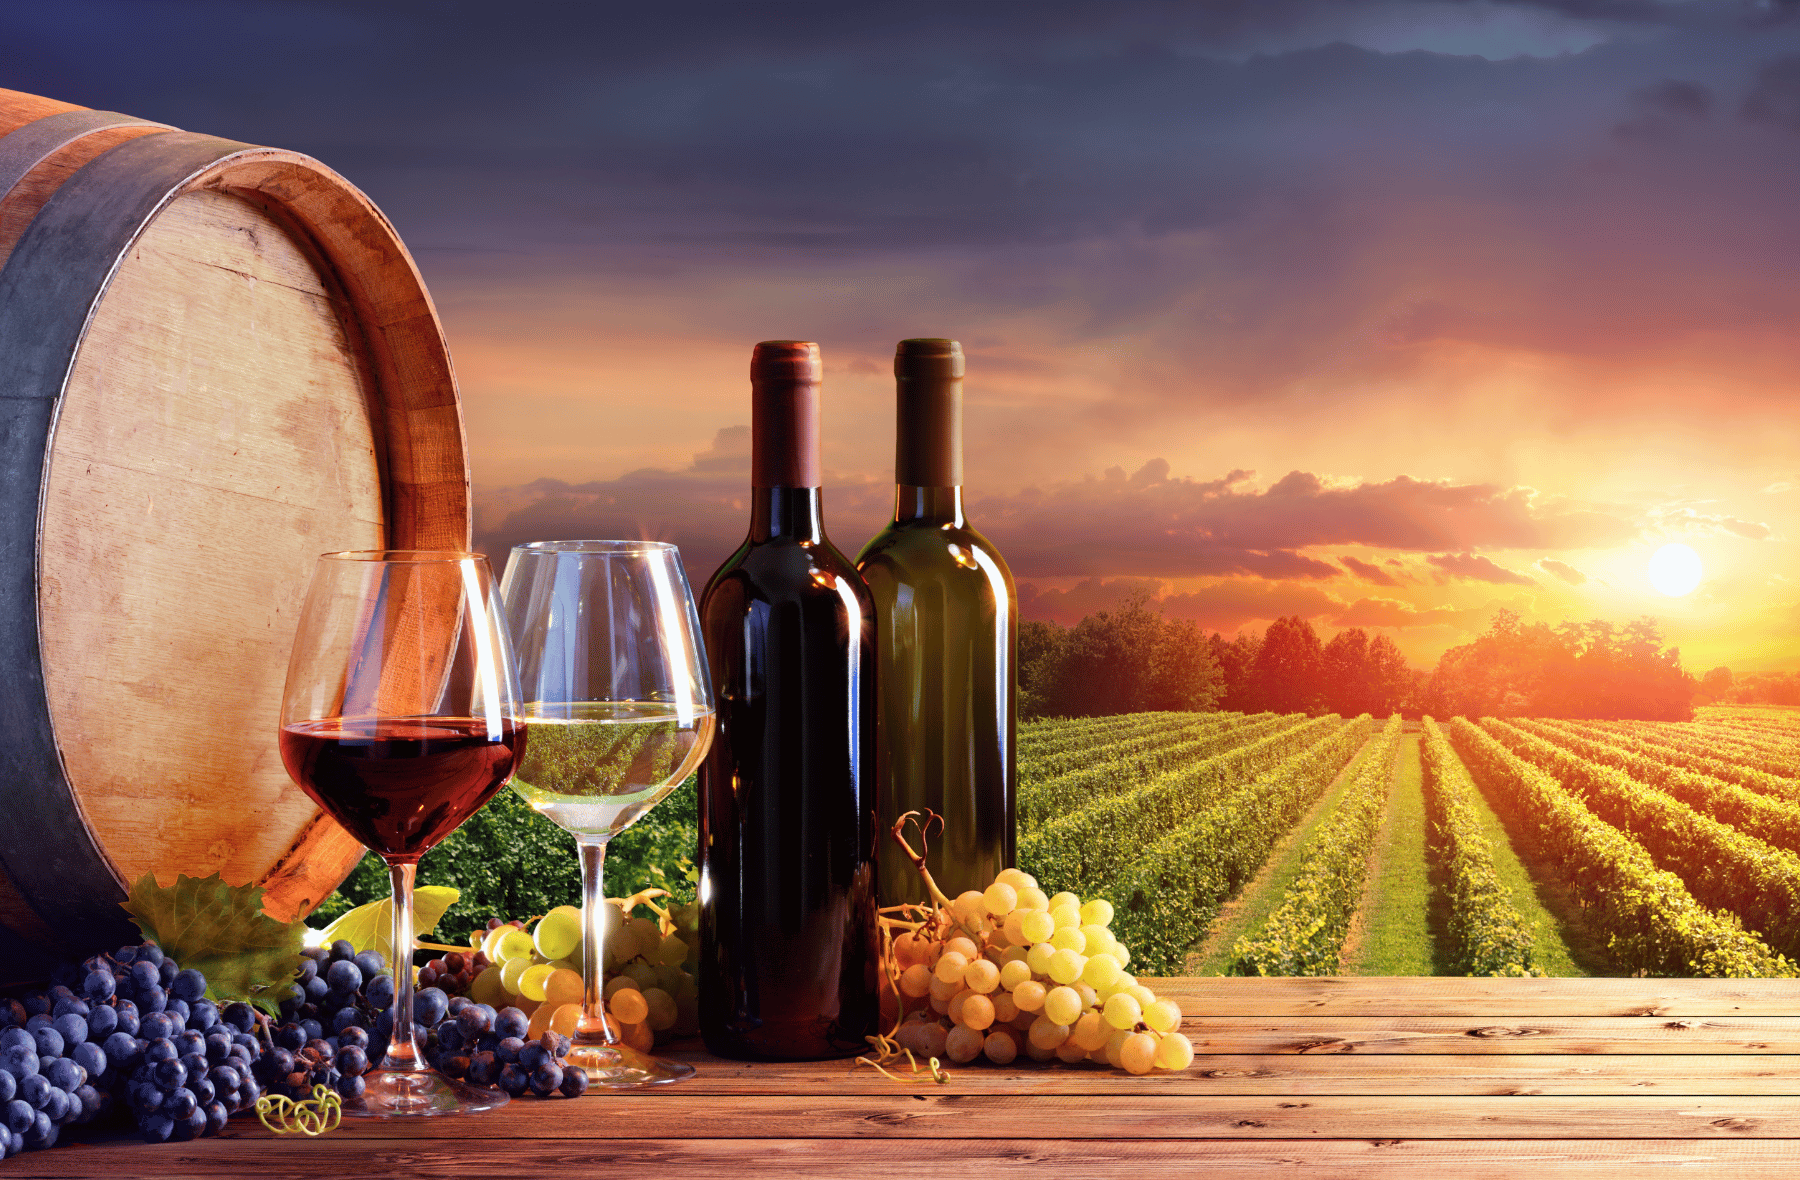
<box><xmin>16</xmin><ymin>1137</ymin><xmax>1800</xmax><ymax>1180</ymax></box>
<box><xmin>141</xmin><ymin>1094</ymin><xmax>1800</xmax><ymax>1140</ymax></box>
<box><xmin>625</xmin><ymin>1051</ymin><xmax>1800</xmax><ymax>1095</ymax></box>
<box><xmin>41</xmin><ymin>187</ymin><xmax>383</xmax><ymax>908</ymax></box>
<box><xmin>1142</xmin><ymin>977</ymin><xmax>1800</xmax><ymax>1017</ymax></box>
<box><xmin>1169</xmin><ymin>1016</ymin><xmax>1800</xmax><ymax>1054</ymax></box>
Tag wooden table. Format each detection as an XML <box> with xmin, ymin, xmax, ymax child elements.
<box><xmin>14</xmin><ymin>978</ymin><xmax>1800</xmax><ymax>1178</ymax></box>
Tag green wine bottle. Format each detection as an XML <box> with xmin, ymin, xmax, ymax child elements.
<box><xmin>856</xmin><ymin>338</ymin><xmax>1016</xmax><ymax>907</ymax></box>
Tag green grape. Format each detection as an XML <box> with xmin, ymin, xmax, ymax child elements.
<box><xmin>1120</xmin><ymin>1031</ymin><xmax>1158</xmax><ymax>1075</ymax></box>
<box><xmin>655</xmin><ymin>932</ymin><xmax>690</xmax><ymax>966</ymax></box>
<box><xmin>533</xmin><ymin>906</ymin><xmax>583</xmax><ymax>961</ymax></box>
<box><xmin>1103</xmin><ymin>992</ymin><xmax>1142</xmax><ymax>1031</ymax></box>
<box><xmin>1049</xmin><ymin>927</ymin><xmax>1085</xmax><ymax>953</ymax></box>
<box><xmin>1079</xmin><ymin>898</ymin><xmax>1114</xmax><ymax>927</ymax></box>
<box><xmin>1078</xmin><ymin>924</ymin><xmax>1114</xmax><ymax>956</ymax></box>
<box><xmin>494</xmin><ymin>928</ymin><xmax>534</xmax><ymax>963</ymax></box>
<box><xmin>1026</xmin><ymin>1014</ymin><xmax>1070</xmax><ymax>1050</ymax></box>
<box><xmin>1015</xmin><ymin>887</ymin><xmax>1050</xmax><ymax>912</ymax></box>
<box><xmin>1042</xmin><ymin>985</ymin><xmax>1082</xmax><ymax>1026</ymax></box>
<box><xmin>982</xmin><ymin>882</ymin><xmax>1018</xmax><ymax>915</ymax></box>
<box><xmin>1047</xmin><ymin>948</ymin><xmax>1085</xmax><ymax>985</ymax></box>
<box><xmin>1081</xmin><ymin>952</ymin><xmax>1122</xmax><ymax>990</ymax></box>
<box><xmin>644</xmin><ymin>987</ymin><xmax>678</xmax><ymax>1030</ymax></box>
<box><xmin>1048</xmin><ymin>891</ymin><xmax>1080</xmax><ymax>912</ymax></box>
<box><xmin>1144</xmin><ymin>998</ymin><xmax>1182</xmax><ymax>1033</ymax></box>
<box><xmin>1025</xmin><ymin>943</ymin><xmax>1056</xmax><ymax>974</ymax></box>
<box><xmin>499</xmin><ymin>955</ymin><xmax>533</xmax><ymax>994</ymax></box>
<box><xmin>1019</xmin><ymin>910</ymin><xmax>1056</xmax><ymax>944</ymax></box>
<box><xmin>1011</xmin><ymin>980</ymin><xmax>1046</xmax><ymax>1013</ymax></box>
<box><xmin>999</xmin><ymin>959</ymin><xmax>1033</xmax><ymax>990</ymax></box>
<box><xmin>1154</xmin><ymin>1032</ymin><xmax>1195</xmax><ymax>1071</ymax></box>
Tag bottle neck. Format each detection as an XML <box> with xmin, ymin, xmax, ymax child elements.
<box><xmin>893</xmin><ymin>485</ymin><xmax>964</xmax><ymax>526</ymax></box>
<box><xmin>750</xmin><ymin>486</ymin><xmax>826</xmax><ymax>542</ymax></box>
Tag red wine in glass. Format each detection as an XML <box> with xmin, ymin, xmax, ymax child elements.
<box><xmin>280</xmin><ymin>717</ymin><xmax>524</xmax><ymax>860</ymax></box>
<box><xmin>279</xmin><ymin>549</ymin><xmax>524</xmax><ymax>1118</ymax></box>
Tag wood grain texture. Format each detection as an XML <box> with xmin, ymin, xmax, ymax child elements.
<box><xmin>11</xmin><ymin>1136</ymin><xmax>1800</xmax><ymax>1180</ymax></box>
<box><xmin>632</xmin><ymin>1049</ymin><xmax>1800</xmax><ymax>1095</ymax></box>
<box><xmin>125</xmin><ymin>1092</ymin><xmax>1800</xmax><ymax>1140</ymax></box>
<box><xmin>40</xmin><ymin>186</ymin><xmax>387</xmax><ymax>909</ymax></box>
<box><xmin>1142</xmin><ymin>976</ymin><xmax>1800</xmax><ymax>1017</ymax></box>
<box><xmin>0</xmin><ymin>91</ymin><xmax>471</xmax><ymax>942</ymax></box>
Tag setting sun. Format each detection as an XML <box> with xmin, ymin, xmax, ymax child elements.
<box><xmin>1648</xmin><ymin>543</ymin><xmax>1703</xmax><ymax>598</ymax></box>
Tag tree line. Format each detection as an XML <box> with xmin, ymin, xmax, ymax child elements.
<box><xmin>1021</xmin><ymin>600</ymin><xmax>1700</xmax><ymax>721</ymax></box>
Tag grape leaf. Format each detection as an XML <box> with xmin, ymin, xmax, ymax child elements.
<box><xmin>120</xmin><ymin>872</ymin><xmax>308</xmax><ymax>1004</ymax></box>
<box><xmin>314</xmin><ymin>887</ymin><xmax>461</xmax><ymax>963</ymax></box>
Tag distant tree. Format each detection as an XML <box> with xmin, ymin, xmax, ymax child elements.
<box><xmin>1018</xmin><ymin>619</ymin><xmax>1068</xmax><ymax>720</ymax></box>
<box><xmin>1026</xmin><ymin>591</ymin><xmax>1222</xmax><ymax>717</ymax></box>
<box><xmin>1320</xmin><ymin>627</ymin><xmax>1413</xmax><ymax>717</ymax></box>
<box><xmin>1722</xmin><ymin>671</ymin><xmax>1800</xmax><ymax>706</ymax></box>
<box><xmin>1366</xmin><ymin>633</ymin><xmax>1413</xmax><ymax>716</ymax></box>
<box><xmin>1207</xmin><ymin>631</ymin><xmax>1262</xmax><ymax>712</ymax></box>
<box><xmin>1425</xmin><ymin>609</ymin><xmax>1695</xmax><ymax>720</ymax></box>
<box><xmin>1699</xmin><ymin>666</ymin><xmax>1734</xmax><ymax>703</ymax></box>
<box><xmin>1321</xmin><ymin>628</ymin><xmax>1374</xmax><ymax>716</ymax></box>
<box><xmin>1254</xmin><ymin>615</ymin><xmax>1325</xmax><ymax>714</ymax></box>
<box><xmin>1144</xmin><ymin>616</ymin><xmax>1225</xmax><ymax>714</ymax></box>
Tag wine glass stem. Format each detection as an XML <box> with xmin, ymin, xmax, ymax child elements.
<box><xmin>577</xmin><ymin>834</ymin><xmax>618</xmax><ymax>1044</ymax></box>
<box><xmin>383</xmin><ymin>859</ymin><xmax>425</xmax><ymax>1072</ymax></box>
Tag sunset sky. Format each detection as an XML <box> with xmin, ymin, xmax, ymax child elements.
<box><xmin>9</xmin><ymin>1</ymin><xmax>1800</xmax><ymax>673</ymax></box>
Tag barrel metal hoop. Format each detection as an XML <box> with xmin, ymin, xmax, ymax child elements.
<box><xmin>0</xmin><ymin>130</ymin><xmax>284</xmax><ymax>947</ymax></box>
<box><xmin>0</xmin><ymin>109</ymin><xmax>175</xmax><ymax>205</ymax></box>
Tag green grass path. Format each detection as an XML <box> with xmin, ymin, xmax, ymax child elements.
<box><xmin>1461</xmin><ymin>743</ymin><xmax>1594</xmax><ymax>977</ymax></box>
<box><xmin>1342</xmin><ymin>733</ymin><xmax>1437</xmax><ymax>975</ymax></box>
<box><xmin>1186</xmin><ymin>734</ymin><xmax>1375</xmax><ymax>976</ymax></box>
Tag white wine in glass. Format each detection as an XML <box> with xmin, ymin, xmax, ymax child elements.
<box><xmin>500</xmin><ymin>540</ymin><xmax>714</xmax><ymax>1087</ymax></box>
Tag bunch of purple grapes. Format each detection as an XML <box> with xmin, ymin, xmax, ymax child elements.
<box><xmin>0</xmin><ymin>940</ymin><xmax>267</xmax><ymax>1155</ymax></box>
<box><xmin>273</xmin><ymin>939</ymin><xmax>586</xmax><ymax>1101</ymax></box>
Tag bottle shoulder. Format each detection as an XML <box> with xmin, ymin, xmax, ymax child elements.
<box><xmin>702</xmin><ymin>535</ymin><xmax>873</xmax><ymax>615</ymax></box>
<box><xmin>856</xmin><ymin>520</ymin><xmax>1014</xmax><ymax>584</ymax></box>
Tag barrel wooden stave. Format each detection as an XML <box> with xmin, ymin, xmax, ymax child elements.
<box><xmin>0</xmin><ymin>88</ymin><xmax>470</xmax><ymax>966</ymax></box>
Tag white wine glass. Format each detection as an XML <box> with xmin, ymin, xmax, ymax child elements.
<box><xmin>499</xmin><ymin>540</ymin><xmax>714</xmax><ymax>1086</ymax></box>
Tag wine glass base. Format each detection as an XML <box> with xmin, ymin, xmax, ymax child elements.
<box><xmin>341</xmin><ymin>1067</ymin><xmax>511</xmax><ymax>1117</ymax></box>
<box><xmin>568</xmin><ymin>1040</ymin><xmax>696</xmax><ymax>1088</ymax></box>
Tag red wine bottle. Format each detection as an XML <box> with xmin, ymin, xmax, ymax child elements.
<box><xmin>697</xmin><ymin>340</ymin><xmax>880</xmax><ymax>1060</ymax></box>
<box><xmin>856</xmin><ymin>339</ymin><xmax>1016</xmax><ymax>907</ymax></box>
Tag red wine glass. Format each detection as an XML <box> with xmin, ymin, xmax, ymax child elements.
<box><xmin>279</xmin><ymin>550</ymin><xmax>524</xmax><ymax>1117</ymax></box>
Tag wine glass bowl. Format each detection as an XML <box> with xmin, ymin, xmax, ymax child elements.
<box><xmin>501</xmin><ymin>539</ymin><xmax>714</xmax><ymax>1087</ymax></box>
<box><xmin>279</xmin><ymin>550</ymin><xmax>524</xmax><ymax>1117</ymax></box>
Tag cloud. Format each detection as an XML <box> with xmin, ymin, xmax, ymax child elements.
<box><xmin>1340</xmin><ymin>555</ymin><xmax>1401</xmax><ymax>586</ymax></box>
<box><xmin>1537</xmin><ymin>557</ymin><xmax>1588</xmax><ymax>585</ymax></box>
<box><xmin>1332</xmin><ymin>596</ymin><xmax>1496</xmax><ymax>630</ymax></box>
<box><xmin>974</xmin><ymin>466</ymin><xmax>1634</xmax><ymax>579</ymax></box>
<box><xmin>1156</xmin><ymin>580</ymin><xmax>1346</xmax><ymax>633</ymax></box>
<box><xmin>1015</xmin><ymin>577</ymin><xmax>1165</xmax><ymax>625</ymax></box>
<box><xmin>1743</xmin><ymin>54</ymin><xmax>1800</xmax><ymax>132</ymax></box>
<box><xmin>1648</xmin><ymin>506</ymin><xmax>1774</xmax><ymax>540</ymax></box>
<box><xmin>471</xmin><ymin>427</ymin><xmax>888</xmax><ymax>585</ymax></box>
<box><xmin>475</xmin><ymin>453</ymin><xmax>1644</xmax><ymax>588</ymax></box>
<box><xmin>1427</xmin><ymin>552</ymin><xmax>1536</xmax><ymax>585</ymax></box>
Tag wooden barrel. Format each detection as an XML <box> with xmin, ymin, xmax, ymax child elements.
<box><xmin>0</xmin><ymin>88</ymin><xmax>470</xmax><ymax>974</ymax></box>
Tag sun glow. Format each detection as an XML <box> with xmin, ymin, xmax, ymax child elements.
<box><xmin>1647</xmin><ymin>543</ymin><xmax>1703</xmax><ymax>598</ymax></box>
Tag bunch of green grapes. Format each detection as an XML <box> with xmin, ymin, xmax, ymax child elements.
<box><xmin>462</xmin><ymin>898</ymin><xmax>699</xmax><ymax>1049</ymax></box>
<box><xmin>883</xmin><ymin>869</ymin><xmax>1194</xmax><ymax>1075</ymax></box>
